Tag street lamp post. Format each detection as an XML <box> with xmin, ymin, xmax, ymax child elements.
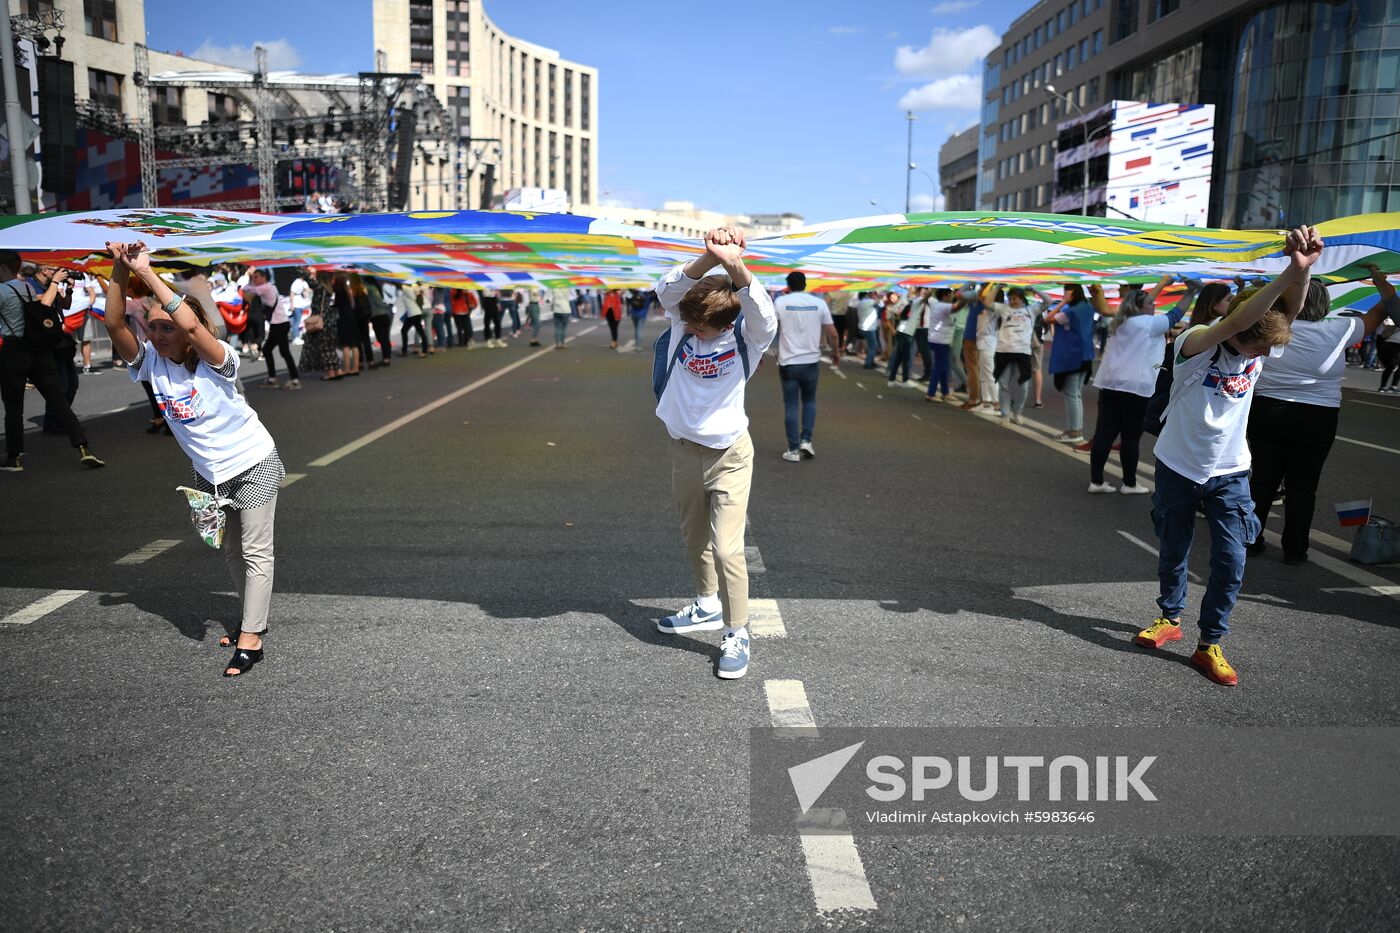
<box><xmin>909</xmin><ymin>163</ymin><xmax>938</xmax><ymax>209</ymax></box>
<box><xmin>905</xmin><ymin>111</ymin><xmax>915</xmax><ymax>214</ymax></box>
<box><xmin>1046</xmin><ymin>85</ymin><xmax>1110</xmax><ymax>217</ymax></box>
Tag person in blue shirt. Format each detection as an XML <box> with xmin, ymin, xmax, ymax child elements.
<box><xmin>1045</xmin><ymin>283</ymin><xmax>1098</xmax><ymax>442</ymax></box>
<box><xmin>957</xmin><ymin>286</ymin><xmax>984</xmax><ymax>410</ymax></box>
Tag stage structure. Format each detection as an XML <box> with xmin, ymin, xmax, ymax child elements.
<box><xmin>73</xmin><ymin>44</ymin><xmax>467</xmax><ymax>213</ymax></box>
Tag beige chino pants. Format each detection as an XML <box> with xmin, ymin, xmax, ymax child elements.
<box><xmin>224</xmin><ymin>495</ymin><xmax>277</xmax><ymax>634</ymax></box>
<box><xmin>669</xmin><ymin>432</ymin><xmax>753</xmax><ymax>627</ymax></box>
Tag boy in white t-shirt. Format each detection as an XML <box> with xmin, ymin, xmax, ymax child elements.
<box><xmin>1134</xmin><ymin>226</ymin><xmax>1322</xmax><ymax>686</ymax></box>
<box><xmin>653</xmin><ymin>227</ymin><xmax>778</xmax><ymax>680</ymax></box>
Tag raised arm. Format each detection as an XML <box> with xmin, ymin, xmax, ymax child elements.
<box><xmin>1144</xmin><ymin>274</ymin><xmax>1172</xmax><ymax>308</ymax></box>
<box><xmin>1179</xmin><ymin>226</ymin><xmax>1321</xmax><ymax>358</ymax></box>
<box><xmin>122</xmin><ymin>243</ymin><xmax>227</xmax><ymax>368</ymax></box>
<box><xmin>97</xmin><ymin>243</ymin><xmax>140</xmax><ymax>363</ymax></box>
<box><xmin>1089</xmin><ymin>282</ymin><xmax>1111</xmax><ymax>317</ymax></box>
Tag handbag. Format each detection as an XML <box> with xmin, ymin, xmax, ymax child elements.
<box><xmin>1351</xmin><ymin>517</ymin><xmax>1400</xmax><ymax>565</ymax></box>
<box><xmin>303</xmin><ymin>313</ymin><xmax>324</xmax><ymax>334</ymax></box>
<box><xmin>5</xmin><ymin>282</ymin><xmax>68</xmax><ymax>353</ymax></box>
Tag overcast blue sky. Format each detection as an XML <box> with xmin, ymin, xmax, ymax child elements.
<box><xmin>144</xmin><ymin>0</ymin><xmax>1032</xmax><ymax>223</ymax></box>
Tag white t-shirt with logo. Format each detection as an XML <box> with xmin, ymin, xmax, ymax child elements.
<box><xmin>856</xmin><ymin>298</ymin><xmax>879</xmax><ymax>332</ymax></box>
<box><xmin>653</xmin><ymin>264</ymin><xmax>778</xmax><ymax>448</ymax></box>
<box><xmin>773</xmin><ymin>291</ymin><xmax>833</xmax><ymax>365</ymax></box>
<box><xmin>1094</xmin><ymin>313</ymin><xmax>1177</xmax><ymax>398</ymax></box>
<box><xmin>290</xmin><ymin>277</ymin><xmax>312</xmax><ymax>310</ymax></box>
<box><xmin>130</xmin><ymin>339</ymin><xmax>276</xmax><ymax>485</ymax></box>
<box><xmin>1254</xmin><ymin>317</ymin><xmax>1364</xmax><ymax>409</ymax></box>
<box><xmin>1153</xmin><ymin>324</ymin><xmax>1263</xmax><ymax>484</ymax></box>
<box><xmin>976</xmin><ymin>302</ymin><xmax>1001</xmax><ymax>351</ymax></box>
<box><xmin>926</xmin><ymin>301</ymin><xmax>955</xmax><ymax>345</ymax></box>
<box><xmin>992</xmin><ymin>302</ymin><xmax>1036</xmax><ymax>355</ymax></box>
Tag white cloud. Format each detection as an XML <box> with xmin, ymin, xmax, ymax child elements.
<box><xmin>909</xmin><ymin>193</ymin><xmax>946</xmax><ymax>212</ymax></box>
<box><xmin>189</xmin><ymin>38</ymin><xmax>303</xmax><ymax>70</ymax></box>
<box><xmin>898</xmin><ymin>74</ymin><xmax>982</xmax><ymax>111</ymax></box>
<box><xmin>894</xmin><ymin>25</ymin><xmax>999</xmax><ymax>76</ymax></box>
<box><xmin>886</xmin><ymin>30</ymin><xmax>901</xmax><ymax>39</ymax></box>
<box><xmin>931</xmin><ymin>0</ymin><xmax>981</xmax><ymax>13</ymax></box>
<box><xmin>828</xmin><ymin>25</ymin><xmax>864</xmax><ymax>35</ymax></box>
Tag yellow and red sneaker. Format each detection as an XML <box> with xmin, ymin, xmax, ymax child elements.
<box><xmin>1134</xmin><ymin>617</ymin><xmax>1182</xmax><ymax>649</ymax></box>
<box><xmin>1190</xmin><ymin>644</ymin><xmax>1239</xmax><ymax>686</ymax></box>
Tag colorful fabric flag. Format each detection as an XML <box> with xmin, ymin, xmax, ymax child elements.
<box><xmin>1</xmin><ymin>209</ymin><xmax>1397</xmax><ymax>290</ymax></box>
<box><xmin>1336</xmin><ymin>500</ymin><xmax>1373</xmax><ymax>528</ymax></box>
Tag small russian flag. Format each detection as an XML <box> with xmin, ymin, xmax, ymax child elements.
<box><xmin>1336</xmin><ymin>499</ymin><xmax>1372</xmax><ymax>528</ymax></box>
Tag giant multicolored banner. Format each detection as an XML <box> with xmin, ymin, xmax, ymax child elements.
<box><xmin>0</xmin><ymin>208</ymin><xmax>1397</xmax><ymax>295</ymax></box>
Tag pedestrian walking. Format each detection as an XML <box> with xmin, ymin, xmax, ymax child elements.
<box><xmin>99</xmin><ymin>242</ymin><xmax>283</xmax><ymax>678</ymax></box>
<box><xmin>602</xmin><ymin>289</ymin><xmax>623</xmax><ymax>348</ymax></box>
<box><xmin>773</xmin><ymin>271</ymin><xmax>838</xmax><ymax>461</ymax></box>
<box><xmin>0</xmin><ymin>252</ymin><xmax>105</xmax><ymax>472</ymax></box>
<box><xmin>654</xmin><ymin>227</ymin><xmax>777</xmax><ymax>681</ymax></box>
<box><xmin>990</xmin><ymin>287</ymin><xmax>1042</xmax><ymax>424</ymax></box>
<box><xmin>923</xmin><ymin>288</ymin><xmax>956</xmax><ymax>402</ymax></box>
<box><xmin>627</xmin><ymin>288</ymin><xmax>649</xmax><ymax>350</ymax></box>
<box><xmin>1045</xmin><ymin>284</ymin><xmax>1096</xmax><ymax>442</ymax></box>
<box><xmin>550</xmin><ymin>287</ymin><xmax>571</xmax><ymax>348</ymax></box>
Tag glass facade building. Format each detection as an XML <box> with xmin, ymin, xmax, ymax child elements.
<box><xmin>1221</xmin><ymin>0</ymin><xmax>1400</xmax><ymax>226</ymax></box>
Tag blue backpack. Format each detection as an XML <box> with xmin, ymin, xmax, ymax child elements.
<box><xmin>652</xmin><ymin>312</ymin><xmax>750</xmax><ymax>401</ymax></box>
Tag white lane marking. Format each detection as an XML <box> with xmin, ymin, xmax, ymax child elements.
<box><xmin>310</xmin><ymin>325</ymin><xmax>599</xmax><ymax>467</ymax></box>
<box><xmin>745</xmin><ymin>545</ymin><xmax>768</xmax><ymax>575</ymax></box>
<box><xmin>1322</xmin><ymin>585</ymin><xmax>1400</xmax><ymax>596</ymax></box>
<box><xmin>114</xmin><ymin>539</ymin><xmax>182</xmax><ymax>565</ymax></box>
<box><xmin>1335</xmin><ymin>435</ymin><xmax>1400</xmax><ymax>456</ymax></box>
<box><xmin>1117</xmin><ymin>530</ymin><xmax>1203</xmax><ymax>583</ymax></box>
<box><xmin>1347</xmin><ymin>399</ymin><xmax>1400</xmax><ymax>411</ymax></box>
<box><xmin>749</xmin><ymin>598</ymin><xmax>786</xmax><ymax>637</ymax></box>
<box><xmin>281</xmin><ymin>472</ymin><xmax>306</xmax><ymax>488</ymax></box>
<box><xmin>764</xmin><ymin>679</ymin><xmax>819</xmax><ymax>734</ymax></box>
<box><xmin>763</xmin><ymin>679</ymin><xmax>878</xmax><ymax>913</ymax></box>
<box><xmin>856</xmin><ymin>382</ymin><xmax>867</xmax><ymax>391</ymax></box>
<box><xmin>1</xmin><ymin>590</ymin><xmax>87</xmax><ymax>626</ymax></box>
<box><xmin>911</xmin><ymin>414</ymin><xmax>922</xmax><ymax>421</ymax></box>
<box><xmin>832</xmin><ymin>367</ymin><xmax>848</xmax><ymax>380</ymax></box>
<box><xmin>1260</xmin><ymin>529</ymin><xmax>1400</xmax><ymax>601</ymax></box>
<box><xmin>800</xmin><ymin>833</ymin><xmax>879</xmax><ymax>913</ymax></box>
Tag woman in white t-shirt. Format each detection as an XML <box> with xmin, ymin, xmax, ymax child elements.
<box><xmin>922</xmin><ymin>289</ymin><xmax>956</xmax><ymax>401</ymax></box>
<box><xmin>1366</xmin><ymin>265</ymin><xmax>1400</xmax><ymax>393</ymax></box>
<box><xmin>100</xmin><ymin>242</ymin><xmax>284</xmax><ymax>679</ymax></box>
<box><xmin>1083</xmin><ymin>276</ymin><xmax>1185</xmax><ymax>494</ymax></box>
<box><xmin>1245</xmin><ymin>278</ymin><xmax>1392</xmax><ymax>563</ymax></box>
<box><xmin>990</xmin><ymin>287</ymin><xmax>1043</xmax><ymax>423</ymax></box>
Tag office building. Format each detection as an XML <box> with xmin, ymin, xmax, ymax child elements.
<box><xmin>939</xmin><ymin>126</ymin><xmax>979</xmax><ymax>211</ymax></box>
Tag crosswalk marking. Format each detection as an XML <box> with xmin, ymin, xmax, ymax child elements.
<box><xmin>281</xmin><ymin>473</ymin><xmax>307</xmax><ymax>487</ymax></box>
<box><xmin>114</xmin><ymin>540</ymin><xmax>182</xmax><ymax>565</ymax></box>
<box><xmin>748</xmin><ymin>598</ymin><xmax>786</xmax><ymax>637</ymax></box>
<box><xmin>1</xmin><ymin>590</ymin><xmax>87</xmax><ymax>626</ymax></box>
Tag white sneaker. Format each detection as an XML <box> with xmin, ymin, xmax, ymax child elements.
<box><xmin>1010</xmin><ymin>413</ymin><xmax>1022</xmax><ymax>425</ymax></box>
<box><xmin>1119</xmin><ymin>484</ymin><xmax>1150</xmax><ymax>495</ymax></box>
<box><xmin>1087</xmin><ymin>482</ymin><xmax>1117</xmax><ymax>494</ymax></box>
<box><xmin>887</xmin><ymin>380</ymin><xmax>899</xmax><ymax>387</ymax></box>
<box><xmin>799</xmin><ymin>441</ymin><xmax>815</xmax><ymax>459</ymax></box>
<box><xmin>782</xmin><ymin>449</ymin><xmax>802</xmax><ymax>462</ymax></box>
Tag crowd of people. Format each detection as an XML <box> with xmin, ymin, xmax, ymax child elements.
<box><xmin>2</xmin><ymin>227</ymin><xmax>1396</xmax><ymax>690</ymax></box>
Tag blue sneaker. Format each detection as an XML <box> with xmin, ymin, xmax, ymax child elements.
<box><xmin>657</xmin><ymin>602</ymin><xmax>724</xmax><ymax>634</ymax></box>
<box><xmin>717</xmin><ymin>629</ymin><xmax>750</xmax><ymax>679</ymax></box>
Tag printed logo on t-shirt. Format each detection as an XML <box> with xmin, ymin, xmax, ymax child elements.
<box><xmin>156</xmin><ymin>386</ymin><xmax>203</xmax><ymax>422</ymax></box>
<box><xmin>681</xmin><ymin>343</ymin><xmax>739</xmax><ymax>380</ymax></box>
<box><xmin>1202</xmin><ymin>357</ymin><xmax>1258</xmax><ymax>399</ymax></box>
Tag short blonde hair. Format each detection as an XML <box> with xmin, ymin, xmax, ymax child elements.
<box><xmin>678</xmin><ymin>276</ymin><xmax>741</xmax><ymax>330</ymax></box>
<box><xmin>1238</xmin><ymin>309</ymin><xmax>1293</xmax><ymax>349</ymax></box>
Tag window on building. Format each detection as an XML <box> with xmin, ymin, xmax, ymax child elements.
<box><xmin>1055</xmin><ymin>53</ymin><xmax>1063</xmax><ymax>76</ymax></box>
<box><xmin>581</xmin><ymin>73</ymin><xmax>591</xmax><ymax>131</ymax></box>
<box><xmin>1004</xmin><ymin>49</ymin><xmax>1012</xmax><ymax>68</ymax></box>
<box><xmin>1094</xmin><ymin>29</ymin><xmax>1103</xmax><ymax>54</ymax></box>
<box><xmin>564</xmin><ymin>69</ymin><xmax>573</xmax><ymax>128</ymax></box>
<box><xmin>1149</xmin><ymin>0</ymin><xmax>1179</xmax><ymax>20</ymax></box>
<box><xmin>548</xmin><ymin>64</ymin><xmax>557</xmax><ymax>123</ymax></box>
<box><xmin>548</xmin><ymin>131</ymin><xmax>557</xmax><ymax>186</ymax></box>
<box><xmin>581</xmin><ymin>137</ymin><xmax>590</xmax><ymax>203</ymax></box>
<box><xmin>1113</xmin><ymin>0</ymin><xmax>1139</xmax><ymax>41</ymax></box>
<box><xmin>564</xmin><ymin>135</ymin><xmax>573</xmax><ymax>200</ymax></box>
<box><xmin>1045</xmin><ymin>19</ymin><xmax>1054</xmax><ymax>41</ymax></box>
<box><xmin>83</xmin><ymin>0</ymin><xmax>118</xmax><ymax>41</ymax></box>
<box><xmin>88</xmin><ymin>68</ymin><xmax>123</xmax><ymax>113</ymax></box>
<box><xmin>207</xmin><ymin>92</ymin><xmax>239</xmax><ymax>123</ymax></box>
<box><xmin>534</xmin><ymin>61</ymin><xmax>542</xmax><ymax>120</ymax></box>
<box><xmin>1088</xmin><ymin>76</ymin><xmax>1100</xmax><ymax>102</ymax></box>
<box><xmin>150</xmin><ymin>86</ymin><xmax>182</xmax><ymax>125</ymax></box>
<box><xmin>1034</xmin><ymin>26</ymin><xmax>1042</xmax><ymax>48</ymax></box>
<box><xmin>1080</xmin><ymin>37</ymin><xmax>1090</xmax><ymax>61</ymax></box>
<box><xmin>1058</xmin><ymin>10</ymin><xmax>1066</xmax><ymax>30</ymax></box>
<box><xmin>1069</xmin><ymin>3</ymin><xmax>1078</xmax><ymax>25</ymax></box>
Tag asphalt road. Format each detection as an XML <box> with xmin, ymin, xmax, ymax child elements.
<box><xmin>2</xmin><ymin>322</ymin><xmax>1398</xmax><ymax>932</ymax></box>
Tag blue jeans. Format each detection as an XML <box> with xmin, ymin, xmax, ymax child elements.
<box><xmin>502</xmin><ymin>300</ymin><xmax>520</xmax><ymax>334</ymax></box>
<box><xmin>779</xmin><ymin>362</ymin><xmax>819</xmax><ymax>449</ymax></box>
<box><xmin>1059</xmin><ymin>369</ymin><xmax>1086</xmax><ymax>432</ymax></box>
<box><xmin>431</xmin><ymin>312</ymin><xmax>448</xmax><ymax>348</ymax></box>
<box><xmin>886</xmin><ymin>332</ymin><xmax>913</xmax><ymax>382</ymax></box>
<box><xmin>553</xmin><ymin>313</ymin><xmax>569</xmax><ymax>345</ymax></box>
<box><xmin>632</xmin><ymin>315</ymin><xmax>645</xmax><ymax>347</ymax></box>
<box><xmin>863</xmin><ymin>328</ymin><xmax>881</xmax><ymax>368</ymax></box>
<box><xmin>1151</xmin><ymin>463</ymin><xmax>1260</xmax><ymax>644</ymax></box>
<box><xmin>926</xmin><ymin>342</ymin><xmax>951</xmax><ymax>397</ymax></box>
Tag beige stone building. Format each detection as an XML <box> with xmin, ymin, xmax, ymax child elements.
<box><xmin>373</xmin><ymin>0</ymin><xmax>598</xmax><ymax>211</ymax></box>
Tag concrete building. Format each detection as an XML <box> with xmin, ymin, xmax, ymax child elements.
<box><xmin>373</xmin><ymin>0</ymin><xmax>598</xmax><ymax>211</ymax></box>
<box><xmin>938</xmin><ymin>126</ymin><xmax>979</xmax><ymax>212</ymax></box>
<box><xmin>585</xmin><ymin>201</ymin><xmax>804</xmax><ymax>239</ymax></box>
<box><xmin>978</xmin><ymin>0</ymin><xmax>1400</xmax><ymax>226</ymax></box>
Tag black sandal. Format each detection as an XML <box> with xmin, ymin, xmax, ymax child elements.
<box><xmin>223</xmin><ymin>646</ymin><xmax>264</xmax><ymax>677</ymax></box>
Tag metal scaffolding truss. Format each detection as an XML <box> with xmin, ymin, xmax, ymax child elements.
<box><xmin>124</xmin><ymin>45</ymin><xmax>457</xmax><ymax>213</ymax></box>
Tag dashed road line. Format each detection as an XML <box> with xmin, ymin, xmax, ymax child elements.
<box><xmin>281</xmin><ymin>472</ymin><xmax>307</xmax><ymax>488</ymax></box>
<box><xmin>1346</xmin><ymin>398</ymin><xmax>1400</xmax><ymax>411</ymax></box>
<box><xmin>1117</xmin><ymin>530</ymin><xmax>1203</xmax><ymax>583</ymax></box>
<box><xmin>310</xmin><ymin>325</ymin><xmax>599</xmax><ymax>467</ymax></box>
<box><xmin>748</xmin><ymin>599</ymin><xmax>786</xmax><ymax>637</ymax></box>
<box><xmin>745</xmin><ymin>544</ymin><xmax>768</xmax><ymax>575</ymax></box>
<box><xmin>1259</xmin><ymin>529</ymin><xmax>1400</xmax><ymax>601</ymax></box>
<box><xmin>114</xmin><ymin>539</ymin><xmax>182</xmax><ymax>565</ymax></box>
<box><xmin>1</xmin><ymin>590</ymin><xmax>87</xmax><ymax>626</ymax></box>
<box><xmin>763</xmin><ymin>679</ymin><xmax>877</xmax><ymax>914</ymax></box>
<box><xmin>1335</xmin><ymin>435</ymin><xmax>1400</xmax><ymax>456</ymax></box>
